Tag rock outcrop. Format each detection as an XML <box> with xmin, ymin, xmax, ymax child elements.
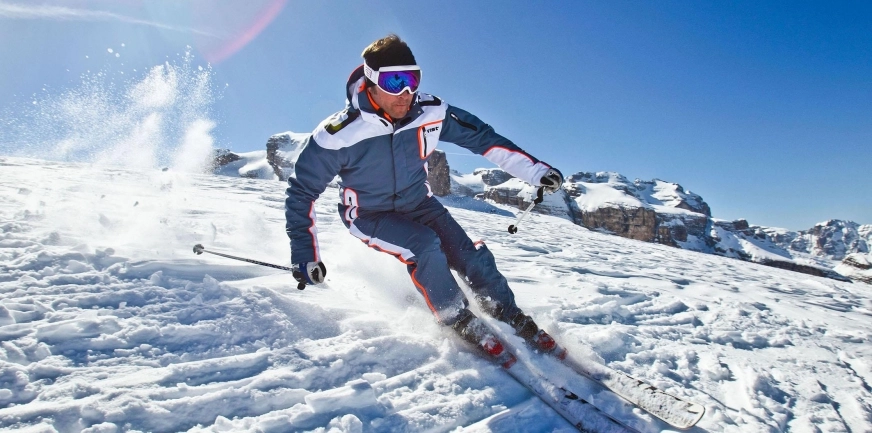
<box><xmin>477</xmin><ymin>170</ymin><xmax>712</xmax><ymax>245</ymax></box>
<box><xmin>835</xmin><ymin>253</ymin><xmax>872</xmax><ymax>284</ymax></box>
<box><xmin>562</xmin><ymin>172</ymin><xmax>713</xmax><ymax>246</ymax></box>
<box><xmin>426</xmin><ymin>151</ymin><xmax>451</xmax><ymax>196</ymax></box>
<box><xmin>759</xmin><ymin>258</ymin><xmax>852</xmax><ymax>282</ymax></box>
<box><xmin>212</xmin><ymin>149</ymin><xmax>241</xmax><ymax>169</ymax></box>
<box><xmin>579</xmin><ymin>204</ymin><xmax>657</xmax><ymax>241</ymax></box>
<box><xmin>476</xmin><ymin>168</ymin><xmax>515</xmax><ymax>186</ymax></box>
<box><xmin>266</xmin><ymin>132</ymin><xmax>309</xmax><ymax>181</ymax></box>
<box><xmin>466</xmin><ymin>169</ymin><xmax>867</xmax><ymax>283</ymax></box>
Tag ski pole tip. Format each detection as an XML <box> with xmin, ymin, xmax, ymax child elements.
<box><xmin>193</xmin><ymin>244</ymin><xmax>205</xmax><ymax>255</ymax></box>
<box><xmin>508</xmin><ymin>225</ymin><xmax>518</xmax><ymax>234</ymax></box>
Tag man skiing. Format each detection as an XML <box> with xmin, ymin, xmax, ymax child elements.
<box><xmin>284</xmin><ymin>34</ymin><xmax>565</xmax><ymax>354</ymax></box>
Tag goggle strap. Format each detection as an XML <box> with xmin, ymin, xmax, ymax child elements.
<box><xmin>363</xmin><ymin>62</ymin><xmax>421</xmax><ymax>89</ymax></box>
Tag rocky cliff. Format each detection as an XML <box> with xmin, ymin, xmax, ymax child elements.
<box><xmin>459</xmin><ymin>169</ymin><xmax>861</xmax><ymax>283</ymax></box>
<box><xmin>566</xmin><ymin>172</ymin><xmax>712</xmax><ymax>246</ymax></box>
<box><xmin>472</xmin><ymin>170</ymin><xmax>713</xmax><ymax>247</ymax></box>
<box><xmin>426</xmin><ymin>150</ymin><xmax>451</xmax><ymax>196</ymax></box>
<box><xmin>265</xmin><ymin>132</ymin><xmax>309</xmax><ymax>181</ymax></box>
<box><xmin>835</xmin><ymin>253</ymin><xmax>872</xmax><ymax>284</ymax></box>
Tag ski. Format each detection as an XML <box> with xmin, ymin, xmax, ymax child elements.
<box><xmin>547</xmin><ymin>342</ymin><xmax>705</xmax><ymax>430</ymax></box>
<box><xmin>502</xmin><ymin>357</ymin><xmax>641</xmax><ymax>433</ymax></box>
<box><xmin>461</xmin><ymin>320</ymin><xmax>640</xmax><ymax>433</ymax></box>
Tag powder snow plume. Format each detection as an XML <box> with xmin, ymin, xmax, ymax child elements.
<box><xmin>0</xmin><ymin>48</ymin><xmax>232</xmax><ymax>261</ymax></box>
<box><xmin>0</xmin><ymin>48</ymin><xmax>219</xmax><ymax>173</ymax></box>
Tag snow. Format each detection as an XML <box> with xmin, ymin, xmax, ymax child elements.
<box><xmin>1</xmin><ymin>156</ymin><xmax>871</xmax><ymax>432</ymax></box>
<box><xmin>574</xmin><ymin>182</ymin><xmax>644</xmax><ymax>213</ymax></box>
<box><xmin>709</xmin><ymin>224</ymin><xmax>793</xmax><ymax>262</ymax></box>
<box><xmin>570</xmin><ymin>174</ymin><xmax>704</xmax><ymax>219</ymax></box>
<box><xmin>451</xmin><ymin>172</ymin><xmax>486</xmax><ymax>190</ymax></box>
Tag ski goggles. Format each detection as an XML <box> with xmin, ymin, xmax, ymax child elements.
<box><xmin>363</xmin><ymin>63</ymin><xmax>422</xmax><ymax>95</ymax></box>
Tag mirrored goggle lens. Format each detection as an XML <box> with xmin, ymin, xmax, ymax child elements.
<box><xmin>377</xmin><ymin>70</ymin><xmax>421</xmax><ymax>94</ymax></box>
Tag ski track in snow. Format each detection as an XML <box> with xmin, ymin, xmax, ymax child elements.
<box><xmin>0</xmin><ymin>156</ymin><xmax>870</xmax><ymax>433</ymax></box>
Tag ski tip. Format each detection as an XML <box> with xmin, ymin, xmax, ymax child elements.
<box><xmin>193</xmin><ymin>244</ymin><xmax>205</xmax><ymax>255</ymax></box>
<box><xmin>668</xmin><ymin>403</ymin><xmax>706</xmax><ymax>430</ymax></box>
<box><xmin>686</xmin><ymin>403</ymin><xmax>706</xmax><ymax>429</ymax></box>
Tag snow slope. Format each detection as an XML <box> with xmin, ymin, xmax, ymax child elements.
<box><xmin>1</xmin><ymin>156</ymin><xmax>871</xmax><ymax>433</ymax></box>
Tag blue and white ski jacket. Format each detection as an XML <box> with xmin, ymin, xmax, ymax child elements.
<box><xmin>285</xmin><ymin>65</ymin><xmax>554</xmax><ymax>264</ymax></box>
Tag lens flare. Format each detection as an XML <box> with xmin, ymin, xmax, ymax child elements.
<box><xmin>199</xmin><ymin>0</ymin><xmax>288</xmax><ymax>64</ymax></box>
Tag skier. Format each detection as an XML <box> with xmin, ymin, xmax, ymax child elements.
<box><xmin>284</xmin><ymin>34</ymin><xmax>565</xmax><ymax>355</ymax></box>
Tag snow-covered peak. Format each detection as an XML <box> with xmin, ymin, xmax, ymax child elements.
<box><xmin>567</xmin><ymin>171</ymin><xmax>630</xmax><ymax>185</ymax></box>
<box><xmin>785</xmin><ymin>219</ymin><xmax>870</xmax><ymax>261</ymax></box>
<box><xmin>571</xmin><ymin>181</ymin><xmax>645</xmax><ymax>213</ymax></box>
<box><xmin>634</xmin><ymin>179</ymin><xmax>711</xmax><ymax>217</ymax></box>
<box><xmin>563</xmin><ymin>172</ymin><xmax>710</xmax><ymax>217</ymax></box>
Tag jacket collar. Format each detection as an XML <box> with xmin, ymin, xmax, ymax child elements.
<box><xmin>360</xmin><ymin>89</ymin><xmax>428</xmax><ymax>127</ymax></box>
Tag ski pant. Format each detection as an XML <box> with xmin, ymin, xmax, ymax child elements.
<box><xmin>339</xmin><ymin>196</ymin><xmax>520</xmax><ymax>325</ymax></box>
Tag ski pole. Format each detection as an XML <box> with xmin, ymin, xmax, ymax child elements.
<box><xmin>192</xmin><ymin>244</ymin><xmax>305</xmax><ymax>290</ymax></box>
<box><xmin>508</xmin><ymin>187</ymin><xmax>545</xmax><ymax>234</ymax></box>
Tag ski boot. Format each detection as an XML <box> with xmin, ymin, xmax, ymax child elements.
<box><xmin>504</xmin><ymin>311</ymin><xmax>567</xmax><ymax>359</ymax></box>
<box><xmin>451</xmin><ymin>309</ymin><xmax>517</xmax><ymax>368</ymax></box>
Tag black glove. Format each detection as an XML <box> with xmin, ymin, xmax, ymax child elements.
<box><xmin>292</xmin><ymin>261</ymin><xmax>327</xmax><ymax>290</ymax></box>
<box><xmin>539</xmin><ymin>168</ymin><xmax>564</xmax><ymax>193</ymax></box>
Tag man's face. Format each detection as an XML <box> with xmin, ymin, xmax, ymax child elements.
<box><xmin>369</xmin><ymin>85</ymin><xmax>414</xmax><ymax>119</ymax></box>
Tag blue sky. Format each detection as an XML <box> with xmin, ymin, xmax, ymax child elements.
<box><xmin>1</xmin><ymin>0</ymin><xmax>870</xmax><ymax>230</ymax></box>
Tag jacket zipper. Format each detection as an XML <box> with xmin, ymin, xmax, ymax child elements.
<box><xmin>389</xmin><ymin>124</ymin><xmax>397</xmax><ymax>210</ymax></box>
<box><xmin>450</xmin><ymin>112</ymin><xmax>478</xmax><ymax>131</ymax></box>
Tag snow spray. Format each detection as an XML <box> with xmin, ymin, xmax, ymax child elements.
<box><xmin>0</xmin><ymin>47</ymin><xmax>221</xmax><ymax>173</ymax></box>
<box><xmin>0</xmin><ymin>47</ymin><xmax>244</xmax><ymax>260</ymax></box>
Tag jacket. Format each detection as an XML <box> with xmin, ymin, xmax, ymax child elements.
<box><xmin>285</xmin><ymin>65</ymin><xmax>553</xmax><ymax>263</ymax></box>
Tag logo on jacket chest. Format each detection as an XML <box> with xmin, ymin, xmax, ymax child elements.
<box><xmin>418</xmin><ymin>121</ymin><xmax>442</xmax><ymax>159</ymax></box>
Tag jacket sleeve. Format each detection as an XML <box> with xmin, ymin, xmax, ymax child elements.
<box><xmin>285</xmin><ymin>135</ymin><xmax>342</xmax><ymax>264</ymax></box>
<box><xmin>439</xmin><ymin>104</ymin><xmax>552</xmax><ymax>186</ymax></box>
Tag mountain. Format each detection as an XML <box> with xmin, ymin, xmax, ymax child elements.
<box><xmin>473</xmin><ymin>169</ymin><xmax>866</xmax><ymax>282</ymax></box>
<box><xmin>2</xmin><ymin>155</ymin><xmax>871</xmax><ymax>432</ymax></box>
<box><xmin>212</xmin><ymin>135</ymin><xmax>870</xmax><ymax>285</ymax></box>
<box><xmin>777</xmin><ymin>220</ymin><xmax>871</xmax><ymax>261</ymax></box>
